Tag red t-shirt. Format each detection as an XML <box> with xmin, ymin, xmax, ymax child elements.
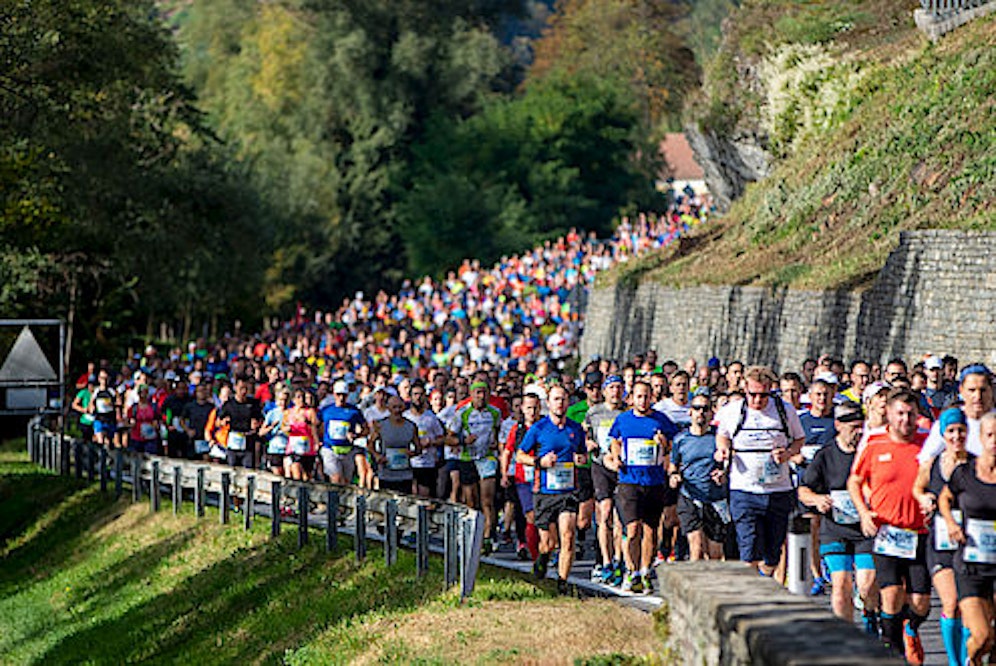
<box><xmin>504</xmin><ymin>422</ymin><xmax>531</xmax><ymax>484</ymax></box>
<box><xmin>852</xmin><ymin>431</ymin><xmax>928</xmax><ymax>532</ymax></box>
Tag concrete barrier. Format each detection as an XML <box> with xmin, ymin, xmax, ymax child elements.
<box><xmin>655</xmin><ymin>562</ymin><xmax>900</xmax><ymax>665</ymax></box>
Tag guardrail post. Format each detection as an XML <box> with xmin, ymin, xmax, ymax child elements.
<box><xmin>355</xmin><ymin>495</ymin><xmax>367</xmax><ymax>561</ymax></box>
<box><xmin>195</xmin><ymin>468</ymin><xmax>205</xmax><ymax>517</ymax></box>
<box><xmin>297</xmin><ymin>486</ymin><xmax>308</xmax><ymax>548</ymax></box>
<box><xmin>444</xmin><ymin>509</ymin><xmax>458</xmax><ymax>589</ymax></box>
<box><xmin>42</xmin><ymin>433</ymin><xmax>50</xmax><ymax>470</ymax></box>
<box><xmin>245</xmin><ymin>475</ymin><xmax>255</xmax><ymax>531</ymax></box>
<box><xmin>60</xmin><ymin>434</ymin><xmax>70</xmax><ymax>476</ymax></box>
<box><xmin>172</xmin><ymin>466</ymin><xmax>182</xmax><ymax>515</ymax></box>
<box><xmin>115</xmin><ymin>449</ymin><xmax>124</xmax><ymax>498</ymax></box>
<box><xmin>87</xmin><ymin>443</ymin><xmax>96</xmax><ymax>483</ymax></box>
<box><xmin>74</xmin><ymin>440</ymin><xmax>83</xmax><ymax>479</ymax></box>
<box><xmin>220</xmin><ymin>472</ymin><xmax>231</xmax><ymax>524</ymax></box>
<box><xmin>417</xmin><ymin>505</ymin><xmax>429</xmax><ymax>577</ymax></box>
<box><xmin>99</xmin><ymin>447</ymin><xmax>108</xmax><ymax>493</ymax></box>
<box><xmin>459</xmin><ymin>517</ymin><xmax>470</xmax><ymax>598</ymax></box>
<box><xmin>385</xmin><ymin>500</ymin><xmax>398</xmax><ymax>567</ymax></box>
<box><xmin>326</xmin><ymin>490</ymin><xmax>338</xmax><ymax>552</ymax></box>
<box><xmin>151</xmin><ymin>461</ymin><xmax>161</xmax><ymax>513</ymax></box>
<box><xmin>271</xmin><ymin>480</ymin><xmax>282</xmax><ymax>537</ymax></box>
<box><xmin>131</xmin><ymin>457</ymin><xmax>141</xmax><ymax>502</ymax></box>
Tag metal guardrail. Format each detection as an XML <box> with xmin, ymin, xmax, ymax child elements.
<box><xmin>919</xmin><ymin>0</ymin><xmax>989</xmax><ymax>16</ymax></box>
<box><xmin>26</xmin><ymin>417</ymin><xmax>485</xmax><ymax>598</ymax></box>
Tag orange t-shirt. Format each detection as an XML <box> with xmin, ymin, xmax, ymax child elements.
<box><xmin>852</xmin><ymin>431</ymin><xmax>928</xmax><ymax>533</ymax></box>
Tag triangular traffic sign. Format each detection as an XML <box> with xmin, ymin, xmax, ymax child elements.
<box><xmin>0</xmin><ymin>326</ymin><xmax>57</xmax><ymax>382</ymax></box>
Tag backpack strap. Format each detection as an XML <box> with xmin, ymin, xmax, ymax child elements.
<box><xmin>772</xmin><ymin>397</ymin><xmax>791</xmax><ymax>437</ymax></box>
<box><xmin>732</xmin><ymin>398</ymin><xmax>749</xmax><ymax>439</ymax></box>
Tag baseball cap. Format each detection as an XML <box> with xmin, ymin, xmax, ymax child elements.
<box><xmin>862</xmin><ymin>380</ymin><xmax>891</xmax><ymax>403</ymax></box>
<box><xmin>333</xmin><ymin>380</ymin><xmax>349</xmax><ymax>394</ymax></box>
<box><xmin>814</xmin><ymin>371</ymin><xmax>839</xmax><ymax>384</ymax></box>
<box><xmin>707</xmin><ymin>356</ymin><xmax>720</xmax><ymax>369</ymax></box>
<box><xmin>924</xmin><ymin>356</ymin><xmax>943</xmax><ymax>371</ymax></box>
<box><xmin>834</xmin><ymin>402</ymin><xmax>864</xmax><ymax>423</ymax></box>
<box><xmin>584</xmin><ymin>370</ymin><xmax>604</xmax><ymax>387</ymax></box>
<box><xmin>603</xmin><ymin>375</ymin><xmax>623</xmax><ymax>388</ymax></box>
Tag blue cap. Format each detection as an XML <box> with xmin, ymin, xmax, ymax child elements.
<box><xmin>603</xmin><ymin>374</ymin><xmax>623</xmax><ymax>387</ymax></box>
<box><xmin>707</xmin><ymin>356</ymin><xmax>720</xmax><ymax>369</ymax></box>
<box><xmin>960</xmin><ymin>364</ymin><xmax>992</xmax><ymax>383</ymax></box>
<box><xmin>693</xmin><ymin>386</ymin><xmax>712</xmax><ymax>398</ymax></box>
<box><xmin>939</xmin><ymin>407</ymin><xmax>967</xmax><ymax>433</ymax></box>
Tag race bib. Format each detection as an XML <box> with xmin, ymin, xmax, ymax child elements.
<box><xmin>227</xmin><ymin>431</ymin><xmax>247</xmax><ymax>451</ymax></box>
<box><xmin>801</xmin><ymin>445</ymin><xmax>821</xmax><ymax>464</ymax></box>
<box><xmin>964</xmin><ymin>518</ymin><xmax>996</xmax><ymax>564</ymax></box>
<box><xmin>194</xmin><ymin>439</ymin><xmax>210</xmax><ymax>455</ymax></box>
<box><xmin>288</xmin><ymin>435</ymin><xmax>310</xmax><ymax>455</ymax></box>
<box><xmin>475</xmin><ymin>456</ymin><xmax>499</xmax><ymax>479</ymax></box>
<box><xmin>139</xmin><ymin>423</ymin><xmax>157</xmax><ymax>440</ymax></box>
<box><xmin>596</xmin><ymin>421</ymin><xmax>613</xmax><ymax>457</ymax></box>
<box><xmin>874</xmin><ymin>525</ymin><xmax>918</xmax><ymax>560</ymax></box>
<box><xmin>522</xmin><ymin>464</ymin><xmax>535</xmax><ymax>484</ymax></box>
<box><xmin>80</xmin><ymin>413</ymin><xmax>95</xmax><ymax>426</ymax></box>
<box><xmin>754</xmin><ymin>453</ymin><xmax>787</xmax><ymax>487</ymax></box>
<box><xmin>830</xmin><ymin>490</ymin><xmax>860</xmax><ymax>525</ymax></box>
<box><xmin>95</xmin><ymin>397</ymin><xmax>113</xmax><ymax>414</ymax></box>
<box><xmin>209</xmin><ymin>444</ymin><xmax>227</xmax><ymax>460</ymax></box>
<box><xmin>625</xmin><ymin>438</ymin><xmax>658</xmax><ymax>467</ymax></box>
<box><xmin>711</xmin><ymin>499</ymin><xmax>732</xmax><ymax>524</ymax></box>
<box><xmin>327</xmin><ymin>420</ymin><xmax>350</xmax><ymax>441</ymax></box>
<box><xmin>934</xmin><ymin>510</ymin><xmax>962</xmax><ymax>552</ymax></box>
<box><xmin>545</xmin><ymin>462</ymin><xmax>575</xmax><ymax>492</ymax></box>
<box><xmin>386</xmin><ymin>448</ymin><xmax>410</xmax><ymax>471</ymax></box>
<box><xmin>172</xmin><ymin>417</ymin><xmax>182</xmax><ymax>430</ymax></box>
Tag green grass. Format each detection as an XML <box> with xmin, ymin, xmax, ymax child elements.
<box><xmin>0</xmin><ymin>446</ymin><xmax>660</xmax><ymax>665</ymax></box>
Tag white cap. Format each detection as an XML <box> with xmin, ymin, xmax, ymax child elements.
<box><xmin>862</xmin><ymin>381</ymin><xmax>891</xmax><ymax>403</ymax></box>
<box><xmin>925</xmin><ymin>356</ymin><xmax>943</xmax><ymax>370</ymax></box>
<box><xmin>333</xmin><ymin>380</ymin><xmax>349</xmax><ymax>395</ymax></box>
<box><xmin>814</xmin><ymin>371</ymin><xmax>839</xmax><ymax>384</ymax></box>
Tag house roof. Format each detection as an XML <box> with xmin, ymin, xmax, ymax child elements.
<box><xmin>660</xmin><ymin>133</ymin><xmax>704</xmax><ymax>180</ymax></box>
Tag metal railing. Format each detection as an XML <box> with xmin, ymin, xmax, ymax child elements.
<box><xmin>919</xmin><ymin>0</ymin><xmax>991</xmax><ymax>17</ymax></box>
<box><xmin>26</xmin><ymin>417</ymin><xmax>485</xmax><ymax>598</ymax></box>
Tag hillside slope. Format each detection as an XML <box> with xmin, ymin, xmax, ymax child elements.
<box><xmin>0</xmin><ymin>447</ymin><xmax>659</xmax><ymax>665</ymax></box>
<box><xmin>610</xmin><ymin>5</ymin><xmax>995</xmax><ymax>291</ymax></box>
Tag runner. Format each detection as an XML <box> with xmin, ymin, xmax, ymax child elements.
<box><xmin>126</xmin><ymin>385</ymin><xmax>161</xmax><ymax>455</ymax></box>
<box><xmin>516</xmin><ymin>384</ymin><xmax>587</xmax><ymax>594</ymax></box>
<box><xmin>404</xmin><ymin>381</ymin><xmax>445</xmax><ymax>497</ymax></box>
<box><xmin>501</xmin><ymin>392</ymin><xmax>542</xmax><ymax>561</ymax></box>
<box><xmin>218</xmin><ymin>377</ymin><xmax>262</xmax><ymax>470</ymax></box>
<box><xmin>89</xmin><ymin>369</ymin><xmax>118</xmax><ymax>448</ymax></box>
<box><xmin>938</xmin><ymin>412</ymin><xmax>996</xmax><ymax>666</ymax></box>
<box><xmin>670</xmin><ymin>389</ymin><xmax>728</xmax><ymax>561</ymax></box>
<box><xmin>715</xmin><ymin>366</ymin><xmax>805</xmax><ymax>576</ymax></box>
<box><xmin>584</xmin><ymin>374</ymin><xmax>626</xmax><ymax>584</ymax></box>
<box><xmin>607</xmin><ymin>380</ymin><xmax>679</xmax><ymax>594</ymax></box>
<box><xmin>318</xmin><ymin>380</ymin><xmax>368</xmax><ymax>485</ymax></box>
<box><xmin>798</xmin><ymin>402</ymin><xmax>880</xmax><ymax>632</ymax></box>
<box><xmin>848</xmin><ymin>388</ymin><xmax>931</xmax><ymax>663</ymax></box>
<box><xmin>798</xmin><ymin>377</ymin><xmax>837</xmax><ymax>593</ymax></box>
<box><xmin>71</xmin><ymin>377</ymin><xmax>96</xmax><ymax>444</ymax></box>
<box><xmin>282</xmin><ymin>387</ymin><xmax>320</xmax><ymax>481</ymax></box>
<box><xmin>181</xmin><ymin>383</ymin><xmax>215</xmax><ymax>461</ymax></box>
<box><xmin>567</xmin><ymin>371</ymin><xmax>602</xmax><ymax>561</ymax></box>
<box><xmin>919</xmin><ymin>364</ymin><xmax>995</xmax><ymax>461</ymax></box>
<box><xmin>913</xmin><ymin>407</ymin><xmax>970</xmax><ymax>666</ymax></box>
<box><xmin>259</xmin><ymin>387</ymin><xmax>290</xmax><ymax>476</ymax></box>
<box><xmin>370</xmin><ymin>394</ymin><xmax>419</xmax><ymax>493</ymax></box>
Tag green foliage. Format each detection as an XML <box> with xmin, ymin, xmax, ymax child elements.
<box><xmin>398</xmin><ymin>73</ymin><xmax>656</xmax><ymax>276</ymax></box>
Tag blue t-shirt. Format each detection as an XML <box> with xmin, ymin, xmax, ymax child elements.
<box><xmin>799</xmin><ymin>412</ymin><xmax>836</xmax><ymax>464</ymax></box>
<box><xmin>608</xmin><ymin>410</ymin><xmax>679</xmax><ymax>486</ymax></box>
<box><xmin>670</xmin><ymin>430</ymin><xmax>725</xmax><ymax>503</ymax></box>
<box><xmin>518</xmin><ymin>416</ymin><xmax>586</xmax><ymax>495</ymax></box>
<box><xmin>319</xmin><ymin>403</ymin><xmax>365</xmax><ymax>451</ymax></box>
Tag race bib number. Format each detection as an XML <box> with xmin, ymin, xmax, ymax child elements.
<box><xmin>139</xmin><ymin>423</ymin><xmax>157</xmax><ymax>440</ymax></box>
<box><xmin>545</xmin><ymin>462</ymin><xmax>575</xmax><ymax>492</ymax></box>
<box><xmin>327</xmin><ymin>420</ymin><xmax>350</xmax><ymax>441</ymax></box>
<box><xmin>596</xmin><ymin>421</ymin><xmax>613</xmax><ymax>456</ymax></box>
<box><xmin>227</xmin><ymin>432</ymin><xmax>247</xmax><ymax>451</ymax></box>
<box><xmin>830</xmin><ymin>490</ymin><xmax>860</xmax><ymax>525</ymax></box>
<box><xmin>475</xmin><ymin>456</ymin><xmax>498</xmax><ymax>479</ymax></box>
<box><xmin>288</xmin><ymin>435</ymin><xmax>310</xmax><ymax>455</ymax></box>
<box><xmin>964</xmin><ymin>519</ymin><xmax>996</xmax><ymax>564</ymax></box>
<box><xmin>934</xmin><ymin>510</ymin><xmax>962</xmax><ymax>552</ymax></box>
<box><xmin>209</xmin><ymin>444</ymin><xmax>227</xmax><ymax>460</ymax></box>
<box><xmin>522</xmin><ymin>464</ymin><xmax>535</xmax><ymax>484</ymax></box>
<box><xmin>874</xmin><ymin>525</ymin><xmax>918</xmax><ymax>560</ymax></box>
<box><xmin>386</xmin><ymin>448</ymin><xmax>409</xmax><ymax>471</ymax></box>
<box><xmin>95</xmin><ymin>397</ymin><xmax>113</xmax><ymax>414</ymax></box>
<box><xmin>194</xmin><ymin>439</ymin><xmax>210</xmax><ymax>455</ymax></box>
<box><xmin>625</xmin><ymin>438</ymin><xmax>658</xmax><ymax>467</ymax></box>
<box><xmin>754</xmin><ymin>454</ymin><xmax>787</xmax><ymax>486</ymax></box>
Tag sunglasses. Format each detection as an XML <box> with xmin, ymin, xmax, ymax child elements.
<box><xmin>746</xmin><ymin>391</ymin><xmax>771</xmax><ymax>399</ymax></box>
<box><xmin>690</xmin><ymin>405</ymin><xmax>711</xmax><ymax>412</ymax></box>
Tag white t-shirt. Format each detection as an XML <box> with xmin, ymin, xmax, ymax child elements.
<box><xmin>654</xmin><ymin>398</ymin><xmax>690</xmax><ymax>429</ymax></box>
<box><xmin>716</xmin><ymin>398</ymin><xmax>805</xmax><ymax>494</ymax></box>
<box><xmin>405</xmin><ymin>409</ymin><xmax>445</xmax><ymax>468</ymax></box>
<box><xmin>917</xmin><ymin>409</ymin><xmax>996</xmax><ymax>463</ymax></box>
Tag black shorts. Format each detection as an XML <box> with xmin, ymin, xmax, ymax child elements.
<box><xmin>662</xmin><ymin>485</ymin><xmax>679</xmax><ymax>507</ymax></box>
<box><xmin>616</xmin><ymin>484</ymin><xmax>667</xmax><ymax>526</ymax></box>
<box><xmin>289</xmin><ymin>454</ymin><xmax>315</xmax><ymax>475</ymax></box>
<box><xmin>534</xmin><ymin>493</ymin><xmax>579</xmax><ymax>529</ymax></box>
<box><xmin>226</xmin><ymin>450</ymin><xmax>255</xmax><ymax>469</ymax></box>
<box><xmin>412</xmin><ymin>467</ymin><xmax>437</xmax><ymax>491</ymax></box>
<box><xmin>380</xmin><ymin>478</ymin><xmax>412</xmax><ymax>494</ymax></box>
<box><xmin>676</xmin><ymin>494</ymin><xmax>729</xmax><ymax>544</ymax></box>
<box><xmin>265</xmin><ymin>453</ymin><xmax>285</xmax><ymax>469</ymax></box>
<box><xmin>873</xmin><ymin>533</ymin><xmax>931</xmax><ymax>594</ymax></box>
<box><xmin>573</xmin><ymin>466</ymin><xmax>594</xmax><ymax>503</ymax></box>
<box><xmin>592</xmin><ymin>463</ymin><xmax>618</xmax><ymax>502</ymax></box>
<box><xmin>956</xmin><ymin>566</ymin><xmax>996</xmax><ymax>600</ymax></box>
<box><xmin>457</xmin><ymin>461</ymin><xmax>480</xmax><ymax>485</ymax></box>
<box><xmin>927</xmin><ymin>542</ymin><xmax>955</xmax><ymax>575</ymax></box>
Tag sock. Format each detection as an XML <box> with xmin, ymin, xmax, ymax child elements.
<box><xmin>940</xmin><ymin>616</ymin><xmax>960</xmax><ymax>666</ymax></box>
<box><xmin>880</xmin><ymin>612</ymin><xmax>902</xmax><ymax>654</ymax></box>
<box><xmin>961</xmin><ymin>623</ymin><xmax>970</xmax><ymax>666</ymax></box>
<box><xmin>525</xmin><ymin>523</ymin><xmax>540</xmax><ymax>560</ymax></box>
<box><xmin>907</xmin><ymin>609</ymin><xmax>928</xmax><ymax>635</ymax></box>
<box><xmin>578</xmin><ymin>527</ymin><xmax>588</xmax><ymax>546</ymax></box>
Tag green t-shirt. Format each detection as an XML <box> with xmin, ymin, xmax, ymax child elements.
<box><xmin>566</xmin><ymin>399</ymin><xmax>591</xmax><ymax>468</ymax></box>
<box><xmin>76</xmin><ymin>388</ymin><xmax>95</xmax><ymax>426</ymax></box>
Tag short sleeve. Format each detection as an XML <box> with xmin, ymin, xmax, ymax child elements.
<box><xmin>801</xmin><ymin>452</ymin><xmax>827</xmax><ymax>494</ymax></box>
<box><xmin>518</xmin><ymin>422</ymin><xmax>538</xmax><ymax>454</ymax></box>
<box><xmin>785</xmin><ymin>404</ymin><xmax>805</xmax><ymax>440</ymax></box>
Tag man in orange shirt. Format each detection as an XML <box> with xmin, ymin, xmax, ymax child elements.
<box><xmin>848</xmin><ymin>388</ymin><xmax>931</xmax><ymax>664</ymax></box>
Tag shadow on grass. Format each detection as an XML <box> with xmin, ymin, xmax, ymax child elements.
<box><xmin>36</xmin><ymin>532</ymin><xmax>450</xmax><ymax>665</ymax></box>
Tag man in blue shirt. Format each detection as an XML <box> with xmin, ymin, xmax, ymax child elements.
<box><xmin>318</xmin><ymin>380</ymin><xmax>368</xmax><ymax>485</ymax></box>
<box><xmin>517</xmin><ymin>384</ymin><xmax>587</xmax><ymax>594</ymax></box>
<box><xmin>608</xmin><ymin>380</ymin><xmax>679</xmax><ymax>594</ymax></box>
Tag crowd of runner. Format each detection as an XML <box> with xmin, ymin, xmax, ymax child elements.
<box><xmin>64</xmin><ymin>191</ymin><xmax>996</xmax><ymax>664</ymax></box>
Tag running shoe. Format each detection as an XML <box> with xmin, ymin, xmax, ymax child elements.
<box><xmin>516</xmin><ymin>544</ymin><xmax>531</xmax><ymax>561</ymax></box>
<box><xmin>630</xmin><ymin>574</ymin><xmax>645</xmax><ymax>594</ymax></box>
<box><xmin>533</xmin><ymin>553</ymin><xmax>550</xmax><ymax>580</ymax></box>
<box><xmin>641</xmin><ymin>577</ymin><xmax>654</xmax><ymax>595</ymax></box>
<box><xmin>557</xmin><ymin>578</ymin><xmax>570</xmax><ymax>596</ymax></box>
<box><xmin>808</xmin><ymin>577</ymin><xmax>826</xmax><ymax>596</ymax></box>
<box><xmin>599</xmin><ymin>566</ymin><xmax>614</xmax><ymax>585</ymax></box>
<box><xmin>549</xmin><ymin>550</ymin><xmax>559</xmax><ymax>568</ymax></box>
<box><xmin>609</xmin><ymin>561</ymin><xmax>624</xmax><ymax>587</ymax></box>
<box><xmin>482</xmin><ymin>538</ymin><xmax>493</xmax><ymax>555</ymax></box>
<box><xmin>590</xmin><ymin>564</ymin><xmax>603</xmax><ymax>582</ymax></box>
<box><xmin>620</xmin><ymin>573</ymin><xmax>636</xmax><ymax>593</ymax></box>
<box><xmin>652</xmin><ymin>551</ymin><xmax>665</xmax><ymax>568</ymax></box>
<box><xmin>902</xmin><ymin>620</ymin><xmax>924</xmax><ymax>666</ymax></box>
<box><xmin>861</xmin><ymin>612</ymin><xmax>879</xmax><ymax>638</ymax></box>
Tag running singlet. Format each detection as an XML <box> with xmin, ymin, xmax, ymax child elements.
<box><xmin>948</xmin><ymin>462</ymin><xmax>996</xmax><ymax>571</ymax></box>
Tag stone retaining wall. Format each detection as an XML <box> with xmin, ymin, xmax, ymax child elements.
<box><xmin>655</xmin><ymin>562</ymin><xmax>900</xmax><ymax>665</ymax></box>
<box><xmin>579</xmin><ymin>230</ymin><xmax>996</xmax><ymax>373</ymax></box>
